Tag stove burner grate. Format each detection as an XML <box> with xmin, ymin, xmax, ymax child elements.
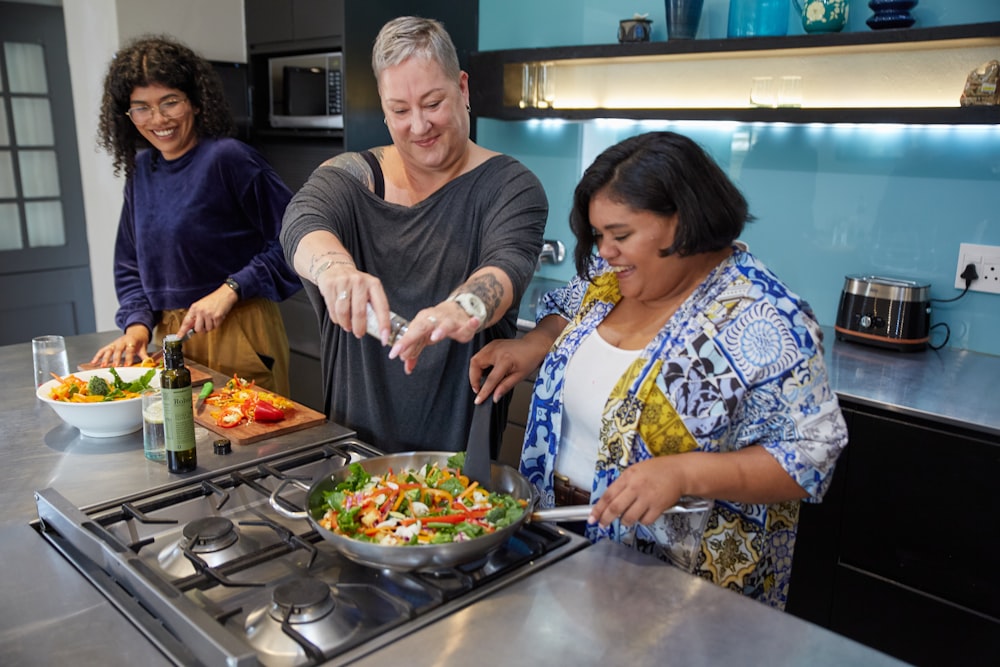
<box><xmin>246</xmin><ymin>577</ymin><xmax>363</xmax><ymax>667</ymax></box>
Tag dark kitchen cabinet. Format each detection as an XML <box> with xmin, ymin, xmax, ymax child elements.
<box><xmin>245</xmin><ymin>0</ymin><xmax>345</xmax><ymax>53</ymax></box>
<box><xmin>499</xmin><ymin>376</ymin><xmax>533</xmax><ymax>468</ymax></box>
<box><xmin>341</xmin><ymin>1</ymin><xmax>478</xmax><ymax>151</ymax></box>
<box><xmin>277</xmin><ymin>291</ymin><xmax>324</xmax><ymax>412</ymax></box>
<box><xmin>786</xmin><ymin>402</ymin><xmax>1000</xmax><ymax>667</ymax></box>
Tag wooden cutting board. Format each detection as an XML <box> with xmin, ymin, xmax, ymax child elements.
<box><xmin>193</xmin><ymin>395</ymin><xmax>327</xmax><ymax>446</ymax></box>
<box><xmin>77</xmin><ymin>361</ymin><xmax>213</xmax><ymax>387</ymax></box>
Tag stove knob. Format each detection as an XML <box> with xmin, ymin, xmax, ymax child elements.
<box><xmin>859</xmin><ymin>314</ymin><xmax>873</xmax><ymax>329</ymax></box>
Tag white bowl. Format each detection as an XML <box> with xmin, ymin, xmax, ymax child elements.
<box><xmin>36</xmin><ymin>367</ymin><xmax>161</xmax><ymax>438</ymax></box>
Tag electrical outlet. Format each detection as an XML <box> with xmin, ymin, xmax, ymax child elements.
<box><xmin>955</xmin><ymin>243</ymin><xmax>1000</xmax><ymax>295</ymax></box>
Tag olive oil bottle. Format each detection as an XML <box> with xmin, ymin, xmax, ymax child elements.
<box><xmin>161</xmin><ymin>334</ymin><xmax>197</xmax><ymax>473</ymax></box>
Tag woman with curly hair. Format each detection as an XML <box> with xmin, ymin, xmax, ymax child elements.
<box><xmin>90</xmin><ymin>35</ymin><xmax>301</xmax><ymax>395</ymax></box>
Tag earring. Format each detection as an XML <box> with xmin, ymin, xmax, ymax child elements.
<box><xmin>466</xmin><ymin>104</ymin><xmax>471</xmax><ymax>113</ymax></box>
<box><xmin>382</xmin><ymin>117</ymin><xmax>387</xmax><ymax>125</ymax></box>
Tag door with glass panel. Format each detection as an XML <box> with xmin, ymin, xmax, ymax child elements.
<box><xmin>0</xmin><ymin>2</ymin><xmax>94</xmax><ymax>346</ymax></box>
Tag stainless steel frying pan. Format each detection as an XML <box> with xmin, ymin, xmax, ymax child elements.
<box><xmin>270</xmin><ymin>451</ymin><xmax>709</xmax><ymax>571</ymax></box>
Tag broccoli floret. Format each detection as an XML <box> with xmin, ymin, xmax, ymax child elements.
<box><xmin>87</xmin><ymin>376</ymin><xmax>110</xmax><ymax>396</ymax></box>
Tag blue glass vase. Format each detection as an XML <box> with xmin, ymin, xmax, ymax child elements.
<box><xmin>866</xmin><ymin>0</ymin><xmax>918</xmax><ymax>30</ymax></box>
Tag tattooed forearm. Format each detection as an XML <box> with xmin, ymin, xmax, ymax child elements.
<box><xmin>462</xmin><ymin>274</ymin><xmax>504</xmax><ymax>322</ymax></box>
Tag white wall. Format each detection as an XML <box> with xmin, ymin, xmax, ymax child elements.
<box><xmin>115</xmin><ymin>0</ymin><xmax>246</xmax><ymax>63</ymax></box>
<box><xmin>61</xmin><ymin>0</ymin><xmax>246</xmax><ymax>332</ymax></box>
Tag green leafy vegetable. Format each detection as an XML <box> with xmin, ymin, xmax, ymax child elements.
<box><xmin>485</xmin><ymin>494</ymin><xmax>526</xmax><ymax>528</ymax></box>
<box><xmin>87</xmin><ymin>376</ymin><xmax>110</xmax><ymax>396</ymax></box>
<box><xmin>336</xmin><ymin>462</ymin><xmax>371</xmax><ymax>492</ymax></box>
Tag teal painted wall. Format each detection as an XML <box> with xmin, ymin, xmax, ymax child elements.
<box><xmin>476</xmin><ymin>0</ymin><xmax>1000</xmax><ymax>356</ymax></box>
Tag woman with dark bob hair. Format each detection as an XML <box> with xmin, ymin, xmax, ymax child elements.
<box><xmin>569</xmin><ymin>130</ymin><xmax>750</xmax><ymax>271</ymax></box>
<box><xmin>90</xmin><ymin>35</ymin><xmax>302</xmax><ymax>395</ymax></box>
<box><xmin>471</xmin><ymin>131</ymin><xmax>847</xmax><ymax>609</ymax></box>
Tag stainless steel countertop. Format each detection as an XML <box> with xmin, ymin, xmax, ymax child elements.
<box><xmin>824</xmin><ymin>328</ymin><xmax>1000</xmax><ymax>438</ymax></box>
<box><xmin>3</xmin><ymin>322</ymin><xmax>991</xmax><ymax>665</ymax></box>
<box><xmin>353</xmin><ymin>540</ymin><xmax>909</xmax><ymax>667</ymax></box>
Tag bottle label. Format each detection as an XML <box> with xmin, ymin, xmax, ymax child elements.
<box><xmin>162</xmin><ymin>386</ymin><xmax>196</xmax><ymax>452</ymax></box>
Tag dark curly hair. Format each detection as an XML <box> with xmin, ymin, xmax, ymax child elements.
<box><xmin>97</xmin><ymin>35</ymin><xmax>235</xmax><ymax>178</ymax></box>
<box><xmin>570</xmin><ymin>131</ymin><xmax>754</xmax><ymax>279</ymax></box>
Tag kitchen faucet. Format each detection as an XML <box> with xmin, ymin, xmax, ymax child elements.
<box><xmin>537</xmin><ymin>239</ymin><xmax>566</xmax><ymax>270</ymax></box>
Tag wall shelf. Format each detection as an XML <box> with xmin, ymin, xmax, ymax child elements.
<box><xmin>468</xmin><ymin>22</ymin><xmax>1000</xmax><ymax>125</ymax></box>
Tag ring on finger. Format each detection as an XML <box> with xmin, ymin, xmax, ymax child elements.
<box><xmin>427</xmin><ymin>316</ymin><xmax>438</xmax><ymax>324</ymax></box>
<box><xmin>338</xmin><ymin>291</ymin><xmax>349</xmax><ymax>301</ymax></box>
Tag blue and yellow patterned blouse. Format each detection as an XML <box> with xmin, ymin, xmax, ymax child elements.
<box><xmin>520</xmin><ymin>247</ymin><xmax>848</xmax><ymax>609</ymax></box>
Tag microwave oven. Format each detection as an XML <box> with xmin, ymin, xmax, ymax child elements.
<box><xmin>268</xmin><ymin>52</ymin><xmax>343</xmax><ymax>130</ymax></box>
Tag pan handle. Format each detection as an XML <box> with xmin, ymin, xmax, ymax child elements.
<box><xmin>269</xmin><ymin>478</ymin><xmax>312</xmax><ymax>520</ymax></box>
<box><xmin>531</xmin><ymin>496</ymin><xmax>713</xmax><ymax>523</ymax></box>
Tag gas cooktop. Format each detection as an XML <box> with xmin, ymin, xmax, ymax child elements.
<box><xmin>33</xmin><ymin>438</ymin><xmax>588</xmax><ymax>666</ymax></box>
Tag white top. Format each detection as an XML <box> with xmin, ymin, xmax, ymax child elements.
<box><xmin>555</xmin><ymin>329</ymin><xmax>641</xmax><ymax>490</ymax></box>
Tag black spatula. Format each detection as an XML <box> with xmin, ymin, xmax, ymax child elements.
<box><xmin>463</xmin><ymin>400</ymin><xmax>493</xmax><ymax>487</ymax></box>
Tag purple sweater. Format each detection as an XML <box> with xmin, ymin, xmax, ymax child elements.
<box><xmin>113</xmin><ymin>138</ymin><xmax>301</xmax><ymax>334</ymax></box>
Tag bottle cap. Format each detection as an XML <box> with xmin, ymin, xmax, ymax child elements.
<box><xmin>213</xmin><ymin>438</ymin><xmax>232</xmax><ymax>455</ymax></box>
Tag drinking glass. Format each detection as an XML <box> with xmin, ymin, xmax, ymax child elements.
<box><xmin>519</xmin><ymin>62</ymin><xmax>538</xmax><ymax>109</ymax></box>
<box><xmin>142</xmin><ymin>389</ymin><xmax>166</xmax><ymax>462</ymax></box>
<box><xmin>750</xmin><ymin>77</ymin><xmax>777</xmax><ymax>107</ymax></box>
<box><xmin>778</xmin><ymin>75</ymin><xmax>803</xmax><ymax>107</ymax></box>
<box><xmin>33</xmin><ymin>335</ymin><xmax>69</xmax><ymax>387</ymax></box>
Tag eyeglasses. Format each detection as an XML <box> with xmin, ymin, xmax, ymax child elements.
<box><xmin>125</xmin><ymin>96</ymin><xmax>189</xmax><ymax>124</ymax></box>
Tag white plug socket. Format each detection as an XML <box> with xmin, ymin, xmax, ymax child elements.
<box><xmin>955</xmin><ymin>243</ymin><xmax>1000</xmax><ymax>295</ymax></box>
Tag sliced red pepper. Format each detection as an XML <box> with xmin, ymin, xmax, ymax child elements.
<box><xmin>400</xmin><ymin>513</ymin><xmax>471</xmax><ymax>526</ymax></box>
<box><xmin>216</xmin><ymin>406</ymin><xmax>244</xmax><ymax>428</ymax></box>
<box><xmin>253</xmin><ymin>399</ymin><xmax>285</xmax><ymax>422</ymax></box>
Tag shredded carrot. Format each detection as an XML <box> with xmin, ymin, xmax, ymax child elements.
<box><xmin>456</xmin><ymin>480</ymin><xmax>479</xmax><ymax>501</ymax></box>
<box><xmin>45</xmin><ymin>370</ymin><xmax>146</xmax><ymax>403</ymax></box>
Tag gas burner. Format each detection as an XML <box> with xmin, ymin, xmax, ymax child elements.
<box><xmin>245</xmin><ymin>577</ymin><xmax>362</xmax><ymax>667</ymax></box>
<box><xmin>185</xmin><ymin>517</ymin><xmax>239</xmax><ymax>551</ymax></box>
<box><xmin>157</xmin><ymin>517</ymin><xmax>268</xmax><ymax>578</ymax></box>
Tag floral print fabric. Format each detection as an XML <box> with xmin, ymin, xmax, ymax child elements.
<box><xmin>520</xmin><ymin>248</ymin><xmax>848</xmax><ymax>609</ymax></box>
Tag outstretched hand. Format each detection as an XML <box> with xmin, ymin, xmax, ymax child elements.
<box><xmin>469</xmin><ymin>337</ymin><xmax>547</xmax><ymax>404</ymax></box>
<box><xmin>469</xmin><ymin>314</ymin><xmax>568</xmax><ymax>403</ymax></box>
<box><xmin>90</xmin><ymin>324</ymin><xmax>151</xmax><ymax>368</ymax></box>
<box><xmin>389</xmin><ymin>301</ymin><xmax>479</xmax><ymax>375</ymax></box>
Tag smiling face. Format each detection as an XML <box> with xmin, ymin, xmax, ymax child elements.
<box><xmin>591</xmin><ymin>187</ymin><xmax>735</xmax><ymax>307</ymax></box>
<box><xmin>378</xmin><ymin>55</ymin><xmax>470</xmax><ymax>174</ymax></box>
<box><xmin>590</xmin><ymin>189</ymin><xmax>683</xmax><ymax>301</ymax></box>
<box><xmin>128</xmin><ymin>83</ymin><xmax>198</xmax><ymax>161</ymax></box>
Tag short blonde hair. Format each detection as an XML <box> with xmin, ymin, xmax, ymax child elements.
<box><xmin>371</xmin><ymin>16</ymin><xmax>461</xmax><ymax>85</ymax></box>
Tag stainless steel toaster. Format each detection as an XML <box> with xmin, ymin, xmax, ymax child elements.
<box><xmin>834</xmin><ymin>275</ymin><xmax>931</xmax><ymax>352</ymax></box>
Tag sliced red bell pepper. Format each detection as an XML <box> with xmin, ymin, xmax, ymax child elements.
<box><xmin>252</xmin><ymin>399</ymin><xmax>285</xmax><ymax>422</ymax></box>
<box><xmin>399</xmin><ymin>513</ymin><xmax>471</xmax><ymax>526</ymax></box>
<box><xmin>216</xmin><ymin>406</ymin><xmax>244</xmax><ymax>428</ymax></box>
